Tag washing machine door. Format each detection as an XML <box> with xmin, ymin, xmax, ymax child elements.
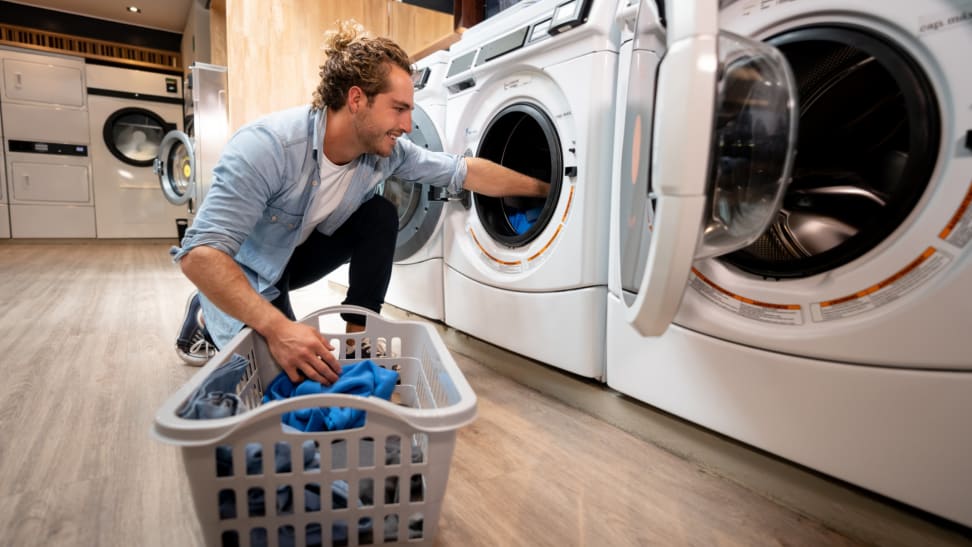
<box><xmin>154</xmin><ymin>130</ymin><xmax>196</xmax><ymax>206</ymax></box>
<box><xmin>103</xmin><ymin>107</ymin><xmax>177</xmax><ymax>167</ymax></box>
<box><xmin>378</xmin><ymin>105</ymin><xmax>446</xmax><ymax>261</ymax></box>
<box><xmin>617</xmin><ymin>0</ymin><xmax>798</xmax><ymax>336</ymax></box>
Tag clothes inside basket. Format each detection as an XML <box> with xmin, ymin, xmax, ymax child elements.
<box><xmin>216</xmin><ymin>434</ymin><xmax>424</xmax><ymax>545</ymax></box>
<box><xmin>177</xmin><ymin>353</ymin><xmax>251</xmax><ymax>419</ymax></box>
<box><xmin>262</xmin><ymin>359</ymin><xmax>399</xmax><ymax>431</ymax></box>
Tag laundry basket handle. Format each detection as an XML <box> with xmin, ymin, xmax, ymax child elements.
<box><xmin>154</xmin><ymin>391</ymin><xmax>469</xmax><ymax>447</ymax></box>
<box><xmin>296</xmin><ymin>304</ymin><xmax>383</xmax><ymax>328</ymax></box>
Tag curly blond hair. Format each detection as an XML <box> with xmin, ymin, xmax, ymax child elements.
<box><xmin>312</xmin><ymin>20</ymin><xmax>413</xmax><ymax>111</ymax></box>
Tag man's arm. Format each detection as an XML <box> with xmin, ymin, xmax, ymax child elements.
<box><xmin>461</xmin><ymin>157</ymin><xmax>550</xmax><ymax>197</ymax></box>
<box><xmin>180</xmin><ymin>245</ymin><xmax>341</xmax><ymax>384</ymax></box>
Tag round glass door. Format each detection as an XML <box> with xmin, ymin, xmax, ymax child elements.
<box><xmin>379</xmin><ymin>105</ymin><xmax>446</xmax><ymax>261</ymax></box>
<box><xmin>103</xmin><ymin>107</ymin><xmax>176</xmax><ymax>167</ymax></box>
<box><xmin>154</xmin><ymin>130</ymin><xmax>195</xmax><ymax>206</ymax></box>
<box><xmin>473</xmin><ymin>103</ymin><xmax>561</xmax><ymax>247</ymax></box>
<box><xmin>619</xmin><ymin>31</ymin><xmax>798</xmax><ymax>295</ymax></box>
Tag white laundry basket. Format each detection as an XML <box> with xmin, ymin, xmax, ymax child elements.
<box><xmin>153</xmin><ymin>306</ymin><xmax>477</xmax><ymax>547</ymax></box>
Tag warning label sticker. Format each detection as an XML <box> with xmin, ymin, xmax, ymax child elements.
<box><xmin>689</xmin><ymin>269</ymin><xmax>804</xmax><ymax>326</ymax></box>
<box><xmin>810</xmin><ymin>247</ymin><xmax>951</xmax><ymax>322</ymax></box>
<box><xmin>939</xmin><ymin>180</ymin><xmax>972</xmax><ymax>248</ymax></box>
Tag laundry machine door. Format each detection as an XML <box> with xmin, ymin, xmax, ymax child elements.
<box><xmin>154</xmin><ymin>130</ymin><xmax>195</xmax><ymax>206</ymax></box>
<box><xmin>379</xmin><ymin>105</ymin><xmax>446</xmax><ymax>261</ymax></box>
<box><xmin>618</xmin><ymin>0</ymin><xmax>798</xmax><ymax>335</ymax></box>
<box><xmin>103</xmin><ymin>107</ymin><xmax>176</xmax><ymax>167</ymax></box>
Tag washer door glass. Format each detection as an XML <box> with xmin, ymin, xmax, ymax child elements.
<box><xmin>378</xmin><ymin>105</ymin><xmax>446</xmax><ymax>261</ymax></box>
<box><xmin>155</xmin><ymin>130</ymin><xmax>195</xmax><ymax>206</ymax></box>
<box><xmin>104</xmin><ymin>107</ymin><xmax>175</xmax><ymax>167</ymax></box>
<box><xmin>617</xmin><ymin>3</ymin><xmax>797</xmax><ymax>336</ymax></box>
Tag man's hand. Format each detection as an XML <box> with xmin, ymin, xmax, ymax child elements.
<box><xmin>265</xmin><ymin>319</ymin><xmax>342</xmax><ymax>385</ymax></box>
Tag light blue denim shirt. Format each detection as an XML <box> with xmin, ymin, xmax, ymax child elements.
<box><xmin>172</xmin><ymin>105</ymin><xmax>467</xmax><ymax>348</ymax></box>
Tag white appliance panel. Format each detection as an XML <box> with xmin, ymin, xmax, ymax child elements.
<box><xmin>1</xmin><ymin>57</ymin><xmax>85</xmax><ymax>107</ymax></box>
<box><xmin>9</xmin><ymin>203</ymin><xmax>95</xmax><ymax>238</ymax></box>
<box><xmin>1</xmin><ymin>103</ymin><xmax>89</xmax><ymax>144</ymax></box>
<box><xmin>9</xmin><ymin>158</ymin><xmax>90</xmax><ymax>203</ymax></box>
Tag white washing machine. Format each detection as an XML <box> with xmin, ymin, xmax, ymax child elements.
<box><xmin>441</xmin><ymin>0</ymin><xmax>620</xmax><ymax>378</ymax></box>
<box><xmin>608</xmin><ymin>0</ymin><xmax>972</xmax><ymax>526</ymax></box>
<box><xmin>328</xmin><ymin>51</ymin><xmax>452</xmax><ymax>321</ymax></box>
<box><xmin>155</xmin><ymin>63</ymin><xmax>229</xmax><ymax>220</ymax></box>
<box><xmin>86</xmin><ymin>63</ymin><xmax>185</xmax><ymax>238</ymax></box>
<box><xmin>1</xmin><ymin>47</ymin><xmax>93</xmax><ymax>238</ymax></box>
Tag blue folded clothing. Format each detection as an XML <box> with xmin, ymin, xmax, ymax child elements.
<box><xmin>262</xmin><ymin>360</ymin><xmax>399</xmax><ymax>431</ymax></box>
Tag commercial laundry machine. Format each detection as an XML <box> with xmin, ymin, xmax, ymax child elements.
<box><xmin>607</xmin><ymin>0</ymin><xmax>972</xmax><ymax>526</ymax></box>
<box><xmin>155</xmin><ymin>63</ymin><xmax>228</xmax><ymax>222</ymax></box>
<box><xmin>441</xmin><ymin>0</ymin><xmax>621</xmax><ymax>378</ymax></box>
<box><xmin>1</xmin><ymin>47</ymin><xmax>93</xmax><ymax>238</ymax></box>
<box><xmin>327</xmin><ymin>51</ymin><xmax>453</xmax><ymax>321</ymax></box>
<box><xmin>87</xmin><ymin>63</ymin><xmax>185</xmax><ymax>238</ymax></box>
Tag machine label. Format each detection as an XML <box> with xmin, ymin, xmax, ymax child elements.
<box><xmin>918</xmin><ymin>3</ymin><xmax>972</xmax><ymax>36</ymax></box>
<box><xmin>689</xmin><ymin>269</ymin><xmax>804</xmax><ymax>326</ymax></box>
<box><xmin>939</xmin><ymin>179</ymin><xmax>972</xmax><ymax>248</ymax></box>
<box><xmin>736</xmin><ymin>0</ymin><xmax>801</xmax><ymax>17</ymax></box>
<box><xmin>810</xmin><ymin>247</ymin><xmax>951</xmax><ymax>322</ymax></box>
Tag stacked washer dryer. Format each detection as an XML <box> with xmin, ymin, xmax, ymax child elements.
<box><xmin>1</xmin><ymin>47</ymin><xmax>93</xmax><ymax>238</ymax></box>
<box><xmin>328</xmin><ymin>51</ymin><xmax>452</xmax><ymax>321</ymax></box>
<box><xmin>87</xmin><ymin>63</ymin><xmax>185</xmax><ymax>238</ymax></box>
<box><xmin>441</xmin><ymin>0</ymin><xmax>620</xmax><ymax>378</ymax></box>
<box><xmin>608</xmin><ymin>0</ymin><xmax>972</xmax><ymax>526</ymax></box>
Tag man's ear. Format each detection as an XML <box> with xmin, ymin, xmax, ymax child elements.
<box><xmin>347</xmin><ymin>86</ymin><xmax>364</xmax><ymax>114</ymax></box>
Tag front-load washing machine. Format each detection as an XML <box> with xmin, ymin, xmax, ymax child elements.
<box><xmin>608</xmin><ymin>0</ymin><xmax>972</xmax><ymax>526</ymax></box>
<box><xmin>327</xmin><ymin>51</ymin><xmax>452</xmax><ymax>321</ymax></box>
<box><xmin>87</xmin><ymin>63</ymin><xmax>185</xmax><ymax>238</ymax></box>
<box><xmin>155</xmin><ymin>63</ymin><xmax>229</xmax><ymax>221</ymax></box>
<box><xmin>441</xmin><ymin>0</ymin><xmax>620</xmax><ymax>378</ymax></box>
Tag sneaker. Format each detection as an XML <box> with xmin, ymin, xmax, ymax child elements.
<box><xmin>176</xmin><ymin>292</ymin><xmax>217</xmax><ymax>366</ymax></box>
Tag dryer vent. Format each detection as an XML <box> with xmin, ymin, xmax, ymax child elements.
<box><xmin>720</xmin><ymin>27</ymin><xmax>939</xmax><ymax>279</ymax></box>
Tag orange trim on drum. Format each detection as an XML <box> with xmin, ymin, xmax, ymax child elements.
<box><xmin>528</xmin><ymin>223</ymin><xmax>564</xmax><ymax>262</ymax></box>
<box><xmin>561</xmin><ymin>185</ymin><xmax>575</xmax><ymax>223</ymax></box>
<box><xmin>939</xmin><ymin>180</ymin><xmax>972</xmax><ymax>239</ymax></box>
<box><xmin>691</xmin><ymin>268</ymin><xmax>801</xmax><ymax>310</ymax></box>
<box><xmin>470</xmin><ymin>228</ymin><xmax>521</xmax><ymax>266</ymax></box>
<box><xmin>819</xmin><ymin>247</ymin><xmax>937</xmax><ymax>307</ymax></box>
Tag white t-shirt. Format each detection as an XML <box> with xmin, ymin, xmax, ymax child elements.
<box><xmin>298</xmin><ymin>153</ymin><xmax>359</xmax><ymax>244</ymax></box>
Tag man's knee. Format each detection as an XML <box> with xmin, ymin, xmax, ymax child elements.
<box><xmin>363</xmin><ymin>195</ymin><xmax>398</xmax><ymax>236</ymax></box>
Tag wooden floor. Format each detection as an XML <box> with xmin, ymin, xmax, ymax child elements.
<box><xmin>0</xmin><ymin>240</ymin><xmax>967</xmax><ymax>547</ymax></box>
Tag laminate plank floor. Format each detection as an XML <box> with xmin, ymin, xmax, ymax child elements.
<box><xmin>0</xmin><ymin>241</ymin><xmax>967</xmax><ymax>546</ymax></box>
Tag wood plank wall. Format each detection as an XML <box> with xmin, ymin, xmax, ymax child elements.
<box><xmin>224</xmin><ymin>0</ymin><xmax>453</xmax><ymax>132</ymax></box>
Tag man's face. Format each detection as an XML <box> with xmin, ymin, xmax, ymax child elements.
<box><xmin>351</xmin><ymin>65</ymin><xmax>414</xmax><ymax>157</ymax></box>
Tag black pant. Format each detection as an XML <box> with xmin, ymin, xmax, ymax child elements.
<box><xmin>270</xmin><ymin>195</ymin><xmax>398</xmax><ymax>327</ymax></box>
